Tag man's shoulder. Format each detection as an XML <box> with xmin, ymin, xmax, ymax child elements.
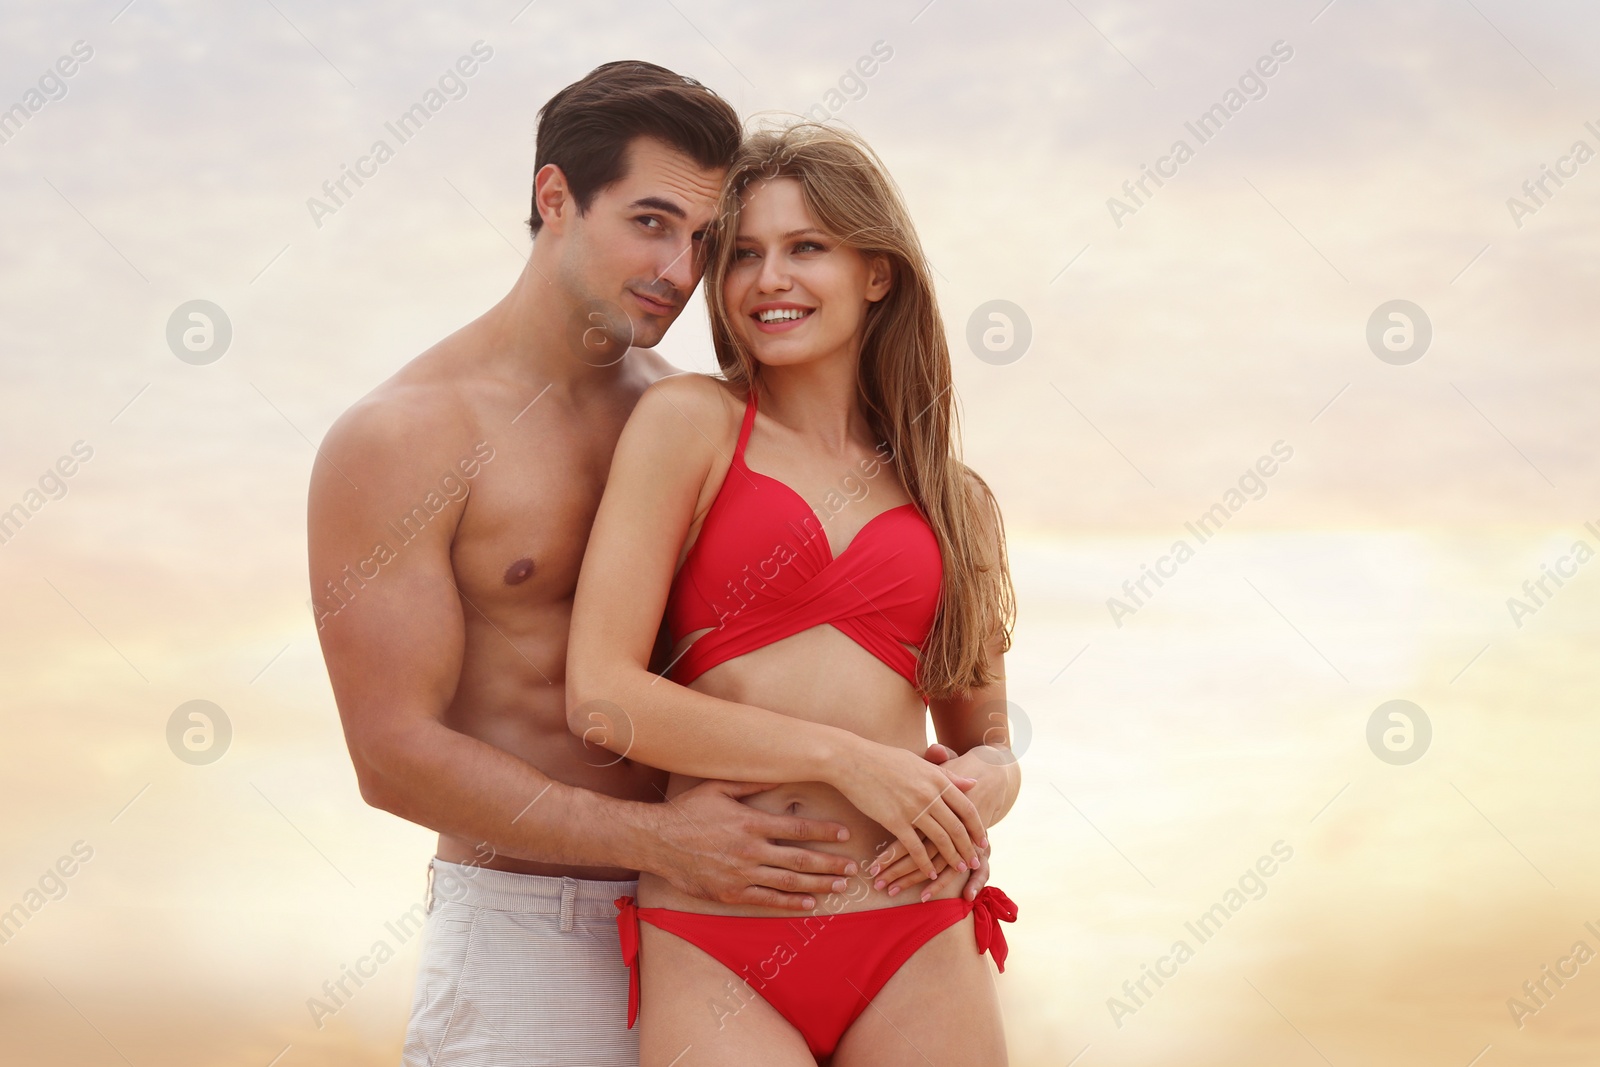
<box><xmin>319</xmin><ymin>345</ymin><xmax>480</xmax><ymax>481</ymax></box>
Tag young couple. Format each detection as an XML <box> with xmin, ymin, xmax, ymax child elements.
<box><xmin>309</xmin><ymin>60</ymin><xmax>1020</xmax><ymax>1066</ymax></box>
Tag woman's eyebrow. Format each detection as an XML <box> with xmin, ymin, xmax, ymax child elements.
<box><xmin>735</xmin><ymin>227</ymin><xmax>825</xmax><ymax>241</ymax></box>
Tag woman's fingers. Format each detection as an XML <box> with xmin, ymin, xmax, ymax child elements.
<box><xmin>915</xmin><ymin>860</ymin><xmax>965</xmax><ymax>903</ymax></box>
<box><xmin>915</xmin><ymin>806</ymin><xmax>964</xmax><ymax>876</ymax></box>
<box><xmin>941</xmin><ymin>775</ymin><xmax>988</xmax><ymax>854</ymax></box>
<box><xmin>891</xmin><ymin>825</ymin><xmax>935</xmax><ymax>880</ymax></box>
<box><xmin>925</xmin><ymin>791</ymin><xmax>978</xmax><ymax>870</ymax></box>
<box><xmin>875</xmin><ymin>849</ymin><xmax>941</xmax><ymax>891</ymax></box>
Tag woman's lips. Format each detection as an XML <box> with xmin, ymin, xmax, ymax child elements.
<box><xmin>751</xmin><ymin>308</ymin><xmax>815</xmax><ymax>334</ymax></box>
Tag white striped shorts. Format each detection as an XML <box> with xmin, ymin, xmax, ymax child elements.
<box><xmin>401</xmin><ymin>857</ymin><xmax>640</xmax><ymax>1066</ymax></box>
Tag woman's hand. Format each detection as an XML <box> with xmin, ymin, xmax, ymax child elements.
<box><xmin>830</xmin><ymin>738</ymin><xmax>987</xmax><ymax>880</ymax></box>
<box><xmin>873</xmin><ymin>834</ymin><xmax>992</xmax><ymax>902</ymax></box>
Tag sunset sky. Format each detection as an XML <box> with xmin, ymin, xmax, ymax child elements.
<box><xmin>3</xmin><ymin>1</ymin><xmax>1598</xmax><ymax>1064</ymax></box>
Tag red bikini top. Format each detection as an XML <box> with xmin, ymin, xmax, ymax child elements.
<box><xmin>665</xmin><ymin>388</ymin><xmax>943</xmax><ymax>700</ymax></box>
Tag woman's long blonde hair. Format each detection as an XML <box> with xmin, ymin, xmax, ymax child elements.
<box><xmin>703</xmin><ymin>122</ymin><xmax>1015</xmax><ymax>698</ymax></box>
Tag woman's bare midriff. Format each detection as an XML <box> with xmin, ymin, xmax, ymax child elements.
<box><xmin>638</xmin><ymin>624</ymin><xmax>968</xmax><ymax>916</ymax></box>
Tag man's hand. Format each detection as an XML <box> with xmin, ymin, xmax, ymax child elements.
<box><xmin>644</xmin><ymin>779</ymin><xmax>859</xmax><ymax>911</ymax></box>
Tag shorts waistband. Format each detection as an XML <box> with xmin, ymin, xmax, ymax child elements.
<box><xmin>426</xmin><ymin>857</ymin><xmax>637</xmax><ymax>919</ymax></box>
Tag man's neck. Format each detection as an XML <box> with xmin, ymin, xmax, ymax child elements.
<box><xmin>478</xmin><ymin>258</ymin><xmax>630</xmax><ymax>396</ymax></box>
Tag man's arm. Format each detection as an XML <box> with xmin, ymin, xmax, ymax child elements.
<box><xmin>309</xmin><ymin>391</ymin><xmax>855</xmax><ymax>909</ymax></box>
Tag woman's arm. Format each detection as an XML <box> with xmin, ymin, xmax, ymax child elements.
<box><xmin>872</xmin><ymin>472</ymin><xmax>1023</xmax><ymax>898</ymax></box>
<box><xmin>565</xmin><ymin>374</ymin><xmax>984</xmax><ymax>878</ymax></box>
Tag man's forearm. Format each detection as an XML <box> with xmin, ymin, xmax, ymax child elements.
<box><xmin>365</xmin><ymin>719</ymin><xmax>663</xmax><ymax>873</ymax></box>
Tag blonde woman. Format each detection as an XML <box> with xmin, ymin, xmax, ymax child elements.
<box><xmin>567</xmin><ymin>123</ymin><xmax>1020</xmax><ymax>1065</ymax></box>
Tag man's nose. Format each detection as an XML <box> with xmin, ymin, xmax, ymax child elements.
<box><xmin>656</xmin><ymin>236</ymin><xmax>699</xmax><ymax>293</ymax></box>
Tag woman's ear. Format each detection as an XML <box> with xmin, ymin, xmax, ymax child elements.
<box><xmin>864</xmin><ymin>253</ymin><xmax>893</xmax><ymax>303</ymax></box>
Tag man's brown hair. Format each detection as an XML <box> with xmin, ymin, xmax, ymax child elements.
<box><xmin>527</xmin><ymin>60</ymin><xmax>741</xmax><ymax>236</ymax></box>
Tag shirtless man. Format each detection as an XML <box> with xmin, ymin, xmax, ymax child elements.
<box><xmin>307</xmin><ymin>62</ymin><xmax>866</xmax><ymax>1065</ymax></box>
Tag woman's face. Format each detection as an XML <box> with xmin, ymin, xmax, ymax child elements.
<box><xmin>722</xmin><ymin>177</ymin><xmax>890</xmax><ymax>370</ymax></box>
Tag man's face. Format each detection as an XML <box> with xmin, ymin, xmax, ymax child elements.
<box><xmin>556</xmin><ymin>136</ymin><xmax>726</xmax><ymax>352</ymax></box>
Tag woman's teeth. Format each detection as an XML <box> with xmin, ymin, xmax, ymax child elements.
<box><xmin>756</xmin><ymin>308</ymin><xmax>812</xmax><ymax>323</ymax></box>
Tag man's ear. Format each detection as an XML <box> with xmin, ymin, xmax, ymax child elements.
<box><xmin>865</xmin><ymin>253</ymin><xmax>893</xmax><ymax>303</ymax></box>
<box><xmin>533</xmin><ymin>163</ymin><xmax>572</xmax><ymax>235</ymax></box>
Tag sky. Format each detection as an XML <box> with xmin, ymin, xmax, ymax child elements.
<box><xmin>2</xmin><ymin>1</ymin><xmax>1599</xmax><ymax>1064</ymax></box>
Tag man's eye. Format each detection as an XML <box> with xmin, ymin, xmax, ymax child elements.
<box><xmin>637</xmin><ymin>216</ymin><xmax>662</xmax><ymax>230</ymax></box>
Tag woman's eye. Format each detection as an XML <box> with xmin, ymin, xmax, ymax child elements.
<box><xmin>795</xmin><ymin>241</ymin><xmax>824</xmax><ymax>253</ymax></box>
<box><xmin>734</xmin><ymin>247</ymin><xmax>759</xmax><ymax>260</ymax></box>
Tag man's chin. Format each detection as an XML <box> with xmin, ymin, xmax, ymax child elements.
<box><xmin>627</xmin><ymin>318</ymin><xmax>671</xmax><ymax>350</ymax></box>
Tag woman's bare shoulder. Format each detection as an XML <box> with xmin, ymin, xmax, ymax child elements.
<box><xmin>632</xmin><ymin>372</ymin><xmax>746</xmax><ymax>445</ymax></box>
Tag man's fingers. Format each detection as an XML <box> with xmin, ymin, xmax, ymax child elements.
<box><xmin>760</xmin><ymin>844</ymin><xmax>856</xmax><ymax>878</ymax></box>
<box><xmin>752</xmin><ymin>811</ymin><xmax>850</xmax><ymax>844</ymax></box>
<box><xmin>736</xmin><ymin>884</ymin><xmax>817</xmax><ymax>912</ymax></box>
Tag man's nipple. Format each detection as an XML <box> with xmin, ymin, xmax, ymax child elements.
<box><xmin>503</xmin><ymin>557</ymin><xmax>536</xmax><ymax>585</ymax></box>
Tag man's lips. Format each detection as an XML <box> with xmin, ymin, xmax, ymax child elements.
<box><xmin>630</xmin><ymin>290</ymin><xmax>679</xmax><ymax>316</ymax></box>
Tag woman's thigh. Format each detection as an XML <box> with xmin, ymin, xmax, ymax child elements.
<box><xmin>637</xmin><ymin>922</ymin><xmax>817</xmax><ymax>1067</ymax></box>
<box><xmin>831</xmin><ymin>913</ymin><xmax>1007</xmax><ymax>1067</ymax></box>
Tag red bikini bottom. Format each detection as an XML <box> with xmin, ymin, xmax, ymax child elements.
<box><xmin>614</xmin><ymin>885</ymin><xmax>1017</xmax><ymax>1059</ymax></box>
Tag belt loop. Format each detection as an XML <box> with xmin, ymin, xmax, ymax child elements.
<box><xmin>424</xmin><ymin>859</ymin><xmax>436</xmax><ymax>915</ymax></box>
<box><xmin>559</xmin><ymin>877</ymin><xmax>577</xmax><ymax>932</ymax></box>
